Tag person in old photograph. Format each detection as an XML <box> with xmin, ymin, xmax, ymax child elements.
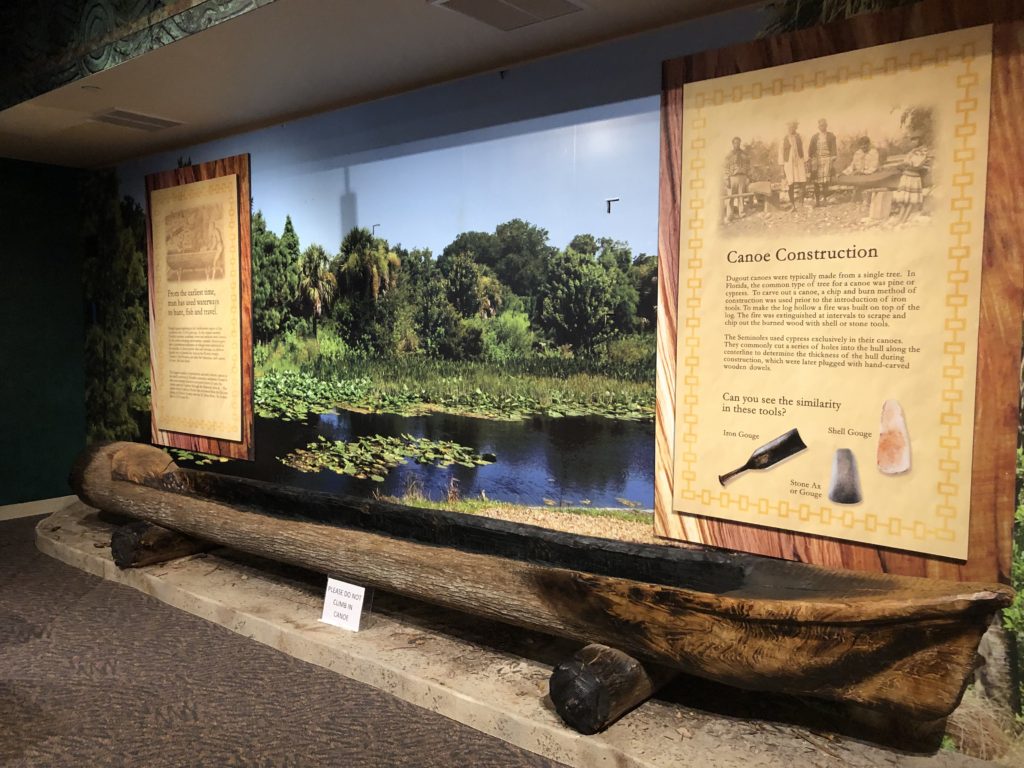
<box><xmin>894</xmin><ymin>133</ymin><xmax>930</xmax><ymax>223</ymax></box>
<box><xmin>841</xmin><ymin>136</ymin><xmax>881</xmax><ymax>202</ymax></box>
<box><xmin>843</xmin><ymin>136</ymin><xmax>880</xmax><ymax>176</ymax></box>
<box><xmin>778</xmin><ymin>121</ymin><xmax>807</xmax><ymax>210</ymax></box>
<box><xmin>808</xmin><ymin>118</ymin><xmax>838</xmax><ymax>207</ymax></box>
<box><xmin>724</xmin><ymin>136</ymin><xmax>751</xmax><ymax>220</ymax></box>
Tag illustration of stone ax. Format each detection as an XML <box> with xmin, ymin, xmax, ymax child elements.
<box><xmin>718</xmin><ymin>428</ymin><xmax>808</xmax><ymax>485</ymax></box>
<box><xmin>829</xmin><ymin>448</ymin><xmax>863</xmax><ymax>505</ymax></box>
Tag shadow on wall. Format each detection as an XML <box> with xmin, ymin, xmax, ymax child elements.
<box><xmin>340</xmin><ymin>167</ymin><xmax>358</xmax><ymax>236</ymax></box>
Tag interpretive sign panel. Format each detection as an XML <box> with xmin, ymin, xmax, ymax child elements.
<box><xmin>671</xmin><ymin>27</ymin><xmax>991</xmax><ymax>560</ymax></box>
<box><xmin>655</xmin><ymin>0</ymin><xmax>1023</xmax><ymax>580</ymax></box>
<box><xmin>146</xmin><ymin>155</ymin><xmax>253</xmax><ymax>460</ymax></box>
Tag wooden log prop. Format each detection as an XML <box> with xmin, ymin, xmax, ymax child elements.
<box><xmin>110</xmin><ymin>520</ymin><xmax>215</xmax><ymax>568</ymax></box>
<box><xmin>70</xmin><ymin>442</ymin><xmax>1013</xmax><ymax>723</ymax></box>
<box><xmin>549</xmin><ymin>644</ymin><xmax>678</xmax><ymax>734</ymax></box>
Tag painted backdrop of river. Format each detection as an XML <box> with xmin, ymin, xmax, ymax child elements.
<box><xmin>156</xmin><ymin>409</ymin><xmax>655</xmax><ymax>508</ymax></box>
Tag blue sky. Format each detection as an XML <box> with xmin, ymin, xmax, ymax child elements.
<box><xmin>120</xmin><ymin>97</ymin><xmax>662</xmax><ymax>260</ymax></box>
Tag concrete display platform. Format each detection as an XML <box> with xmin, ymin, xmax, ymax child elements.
<box><xmin>37</xmin><ymin>502</ymin><xmax>989</xmax><ymax>768</ymax></box>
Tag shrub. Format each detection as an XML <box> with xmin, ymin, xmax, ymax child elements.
<box><xmin>465</xmin><ymin>311</ymin><xmax>536</xmax><ymax>364</ymax></box>
<box><xmin>440</xmin><ymin>320</ymin><xmax>484</xmax><ymax>361</ymax></box>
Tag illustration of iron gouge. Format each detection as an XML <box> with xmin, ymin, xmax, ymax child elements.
<box><xmin>718</xmin><ymin>428</ymin><xmax>808</xmax><ymax>485</ymax></box>
<box><xmin>877</xmin><ymin>399</ymin><xmax>911</xmax><ymax>475</ymax></box>
<box><xmin>829</xmin><ymin>448</ymin><xmax>863</xmax><ymax>504</ymax></box>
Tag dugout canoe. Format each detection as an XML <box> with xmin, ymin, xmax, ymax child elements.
<box><xmin>70</xmin><ymin>441</ymin><xmax>1013</xmax><ymax>722</ymax></box>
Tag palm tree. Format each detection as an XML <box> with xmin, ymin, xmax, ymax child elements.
<box><xmin>336</xmin><ymin>227</ymin><xmax>401</xmax><ymax>301</ymax></box>
<box><xmin>298</xmin><ymin>243</ymin><xmax>336</xmax><ymax>338</ymax></box>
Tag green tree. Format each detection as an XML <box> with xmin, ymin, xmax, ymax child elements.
<box><xmin>477</xmin><ymin>273</ymin><xmax>504</xmax><ymax>318</ymax></box>
<box><xmin>568</xmin><ymin>233</ymin><xmax>598</xmax><ymax>257</ymax></box>
<box><xmin>440</xmin><ymin>252</ymin><xmax>484</xmax><ymax>317</ymax></box>
<box><xmin>379</xmin><ymin>245</ymin><xmax>428</xmax><ymax>354</ymax></box>
<box><xmin>606</xmin><ymin>263</ymin><xmax>639</xmax><ymax>335</ymax></box>
<box><xmin>440</xmin><ymin>231</ymin><xmax>497</xmax><ymax>270</ymax></box>
<box><xmin>298</xmin><ymin>243</ymin><xmax>336</xmax><ymax>338</ymax></box>
<box><xmin>596</xmin><ymin>237</ymin><xmax>632</xmax><ymax>272</ymax></box>
<box><xmin>396</xmin><ymin>246</ymin><xmax>433</xmax><ymax>293</ymax></box>
<box><xmin>279</xmin><ymin>215</ymin><xmax>302</xmax><ymax>319</ymax></box>
<box><xmin>588</xmin><ymin>238</ymin><xmax>638</xmax><ymax>333</ymax></box>
<box><xmin>484</xmin><ymin>219</ymin><xmax>556</xmax><ymax>299</ymax></box>
<box><xmin>441</xmin><ymin>320</ymin><xmax>485</xmax><ymax>361</ymax></box>
<box><xmin>251</xmin><ymin>211</ymin><xmax>300</xmax><ymax>342</ymax></box>
<box><xmin>630</xmin><ymin>254</ymin><xmax>658</xmax><ymax>330</ymax></box>
<box><xmin>333</xmin><ymin>228</ymin><xmax>402</xmax><ymax>350</ymax></box>
<box><xmin>538</xmin><ymin>248</ymin><xmax>615</xmax><ymax>354</ymax></box>
<box><xmin>81</xmin><ymin>171</ymin><xmax>150</xmax><ymax>442</ymax></box>
<box><xmin>336</xmin><ymin>228</ymin><xmax>401</xmax><ymax>301</ymax></box>
<box><xmin>416</xmin><ymin>277</ymin><xmax>461</xmax><ymax>358</ymax></box>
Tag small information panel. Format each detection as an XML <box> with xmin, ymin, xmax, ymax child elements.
<box><xmin>320</xmin><ymin>578</ymin><xmax>366</xmax><ymax>632</ymax></box>
<box><xmin>145</xmin><ymin>154</ymin><xmax>254</xmax><ymax>460</ymax></box>
<box><xmin>151</xmin><ymin>175</ymin><xmax>242</xmax><ymax>441</ymax></box>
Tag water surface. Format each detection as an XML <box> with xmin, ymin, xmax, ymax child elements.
<box><xmin>185</xmin><ymin>409</ymin><xmax>655</xmax><ymax>509</ymax></box>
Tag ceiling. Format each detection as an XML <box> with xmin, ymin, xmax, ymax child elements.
<box><xmin>0</xmin><ymin>0</ymin><xmax>753</xmax><ymax>169</ymax></box>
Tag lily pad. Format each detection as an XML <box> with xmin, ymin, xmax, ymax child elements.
<box><xmin>166</xmin><ymin>448</ymin><xmax>230</xmax><ymax>466</ymax></box>
<box><xmin>279</xmin><ymin>434</ymin><xmax>496</xmax><ymax>481</ymax></box>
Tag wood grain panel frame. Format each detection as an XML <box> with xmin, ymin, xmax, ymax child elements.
<box><xmin>655</xmin><ymin>0</ymin><xmax>1023</xmax><ymax>582</ymax></box>
<box><xmin>145</xmin><ymin>154</ymin><xmax>254</xmax><ymax>461</ymax></box>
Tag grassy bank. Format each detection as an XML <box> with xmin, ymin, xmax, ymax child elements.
<box><xmin>382</xmin><ymin>489</ymin><xmax>653</xmax><ymax>522</ymax></box>
<box><xmin>254</xmin><ymin>330</ymin><xmax>655</xmax><ymax>422</ymax></box>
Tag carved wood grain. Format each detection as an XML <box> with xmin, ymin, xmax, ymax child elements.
<box><xmin>655</xmin><ymin>0</ymin><xmax>1023</xmax><ymax>582</ymax></box>
<box><xmin>72</xmin><ymin>442</ymin><xmax>1012</xmax><ymax>721</ymax></box>
<box><xmin>145</xmin><ymin>154</ymin><xmax>254</xmax><ymax>460</ymax></box>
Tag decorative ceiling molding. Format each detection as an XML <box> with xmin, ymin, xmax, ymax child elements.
<box><xmin>0</xmin><ymin>0</ymin><xmax>278</xmax><ymax>112</ymax></box>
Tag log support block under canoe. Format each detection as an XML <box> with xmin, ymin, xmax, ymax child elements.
<box><xmin>549</xmin><ymin>643</ymin><xmax>678</xmax><ymax>734</ymax></box>
<box><xmin>110</xmin><ymin>520</ymin><xmax>215</xmax><ymax>569</ymax></box>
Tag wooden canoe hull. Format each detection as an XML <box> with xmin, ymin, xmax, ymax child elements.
<box><xmin>70</xmin><ymin>442</ymin><xmax>1013</xmax><ymax>721</ymax></box>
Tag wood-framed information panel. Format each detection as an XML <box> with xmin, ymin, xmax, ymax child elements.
<box><xmin>654</xmin><ymin>0</ymin><xmax>1022</xmax><ymax>582</ymax></box>
<box><xmin>145</xmin><ymin>154</ymin><xmax>254</xmax><ymax>460</ymax></box>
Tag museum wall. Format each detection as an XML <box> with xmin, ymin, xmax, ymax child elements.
<box><xmin>93</xmin><ymin>5</ymin><xmax>765</xmax><ymax>511</ymax></box>
<box><xmin>0</xmin><ymin>158</ymin><xmax>85</xmax><ymax>504</ymax></box>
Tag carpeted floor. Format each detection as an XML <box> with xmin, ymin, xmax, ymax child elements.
<box><xmin>0</xmin><ymin>515</ymin><xmax>567</xmax><ymax>767</ymax></box>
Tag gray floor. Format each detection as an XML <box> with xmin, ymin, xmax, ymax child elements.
<box><xmin>0</xmin><ymin>514</ymin><xmax>566</xmax><ymax>767</ymax></box>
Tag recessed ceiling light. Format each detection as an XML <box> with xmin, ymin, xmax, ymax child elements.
<box><xmin>430</xmin><ymin>0</ymin><xmax>584</xmax><ymax>32</ymax></box>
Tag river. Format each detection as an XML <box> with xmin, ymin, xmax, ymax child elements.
<box><xmin>167</xmin><ymin>408</ymin><xmax>655</xmax><ymax>509</ymax></box>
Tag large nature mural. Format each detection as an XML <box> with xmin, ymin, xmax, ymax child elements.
<box><xmin>85</xmin><ymin>105</ymin><xmax>663</xmax><ymax>540</ymax></box>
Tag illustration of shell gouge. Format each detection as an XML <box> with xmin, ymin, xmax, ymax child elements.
<box><xmin>718</xmin><ymin>428</ymin><xmax>807</xmax><ymax>485</ymax></box>
<box><xmin>829</xmin><ymin>448</ymin><xmax>863</xmax><ymax>504</ymax></box>
<box><xmin>877</xmin><ymin>399</ymin><xmax>911</xmax><ymax>475</ymax></box>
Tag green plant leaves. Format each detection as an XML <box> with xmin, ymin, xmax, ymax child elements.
<box><xmin>166</xmin><ymin>448</ymin><xmax>230</xmax><ymax>466</ymax></box>
<box><xmin>254</xmin><ymin>371</ymin><xmax>374</xmax><ymax>420</ymax></box>
<box><xmin>254</xmin><ymin>368</ymin><xmax>653</xmax><ymax>423</ymax></box>
<box><xmin>279</xmin><ymin>434</ymin><xmax>496</xmax><ymax>480</ymax></box>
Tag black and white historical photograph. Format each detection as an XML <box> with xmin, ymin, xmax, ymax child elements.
<box><xmin>164</xmin><ymin>203</ymin><xmax>227</xmax><ymax>282</ymax></box>
<box><xmin>719</xmin><ymin>105</ymin><xmax>936</xmax><ymax>235</ymax></box>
